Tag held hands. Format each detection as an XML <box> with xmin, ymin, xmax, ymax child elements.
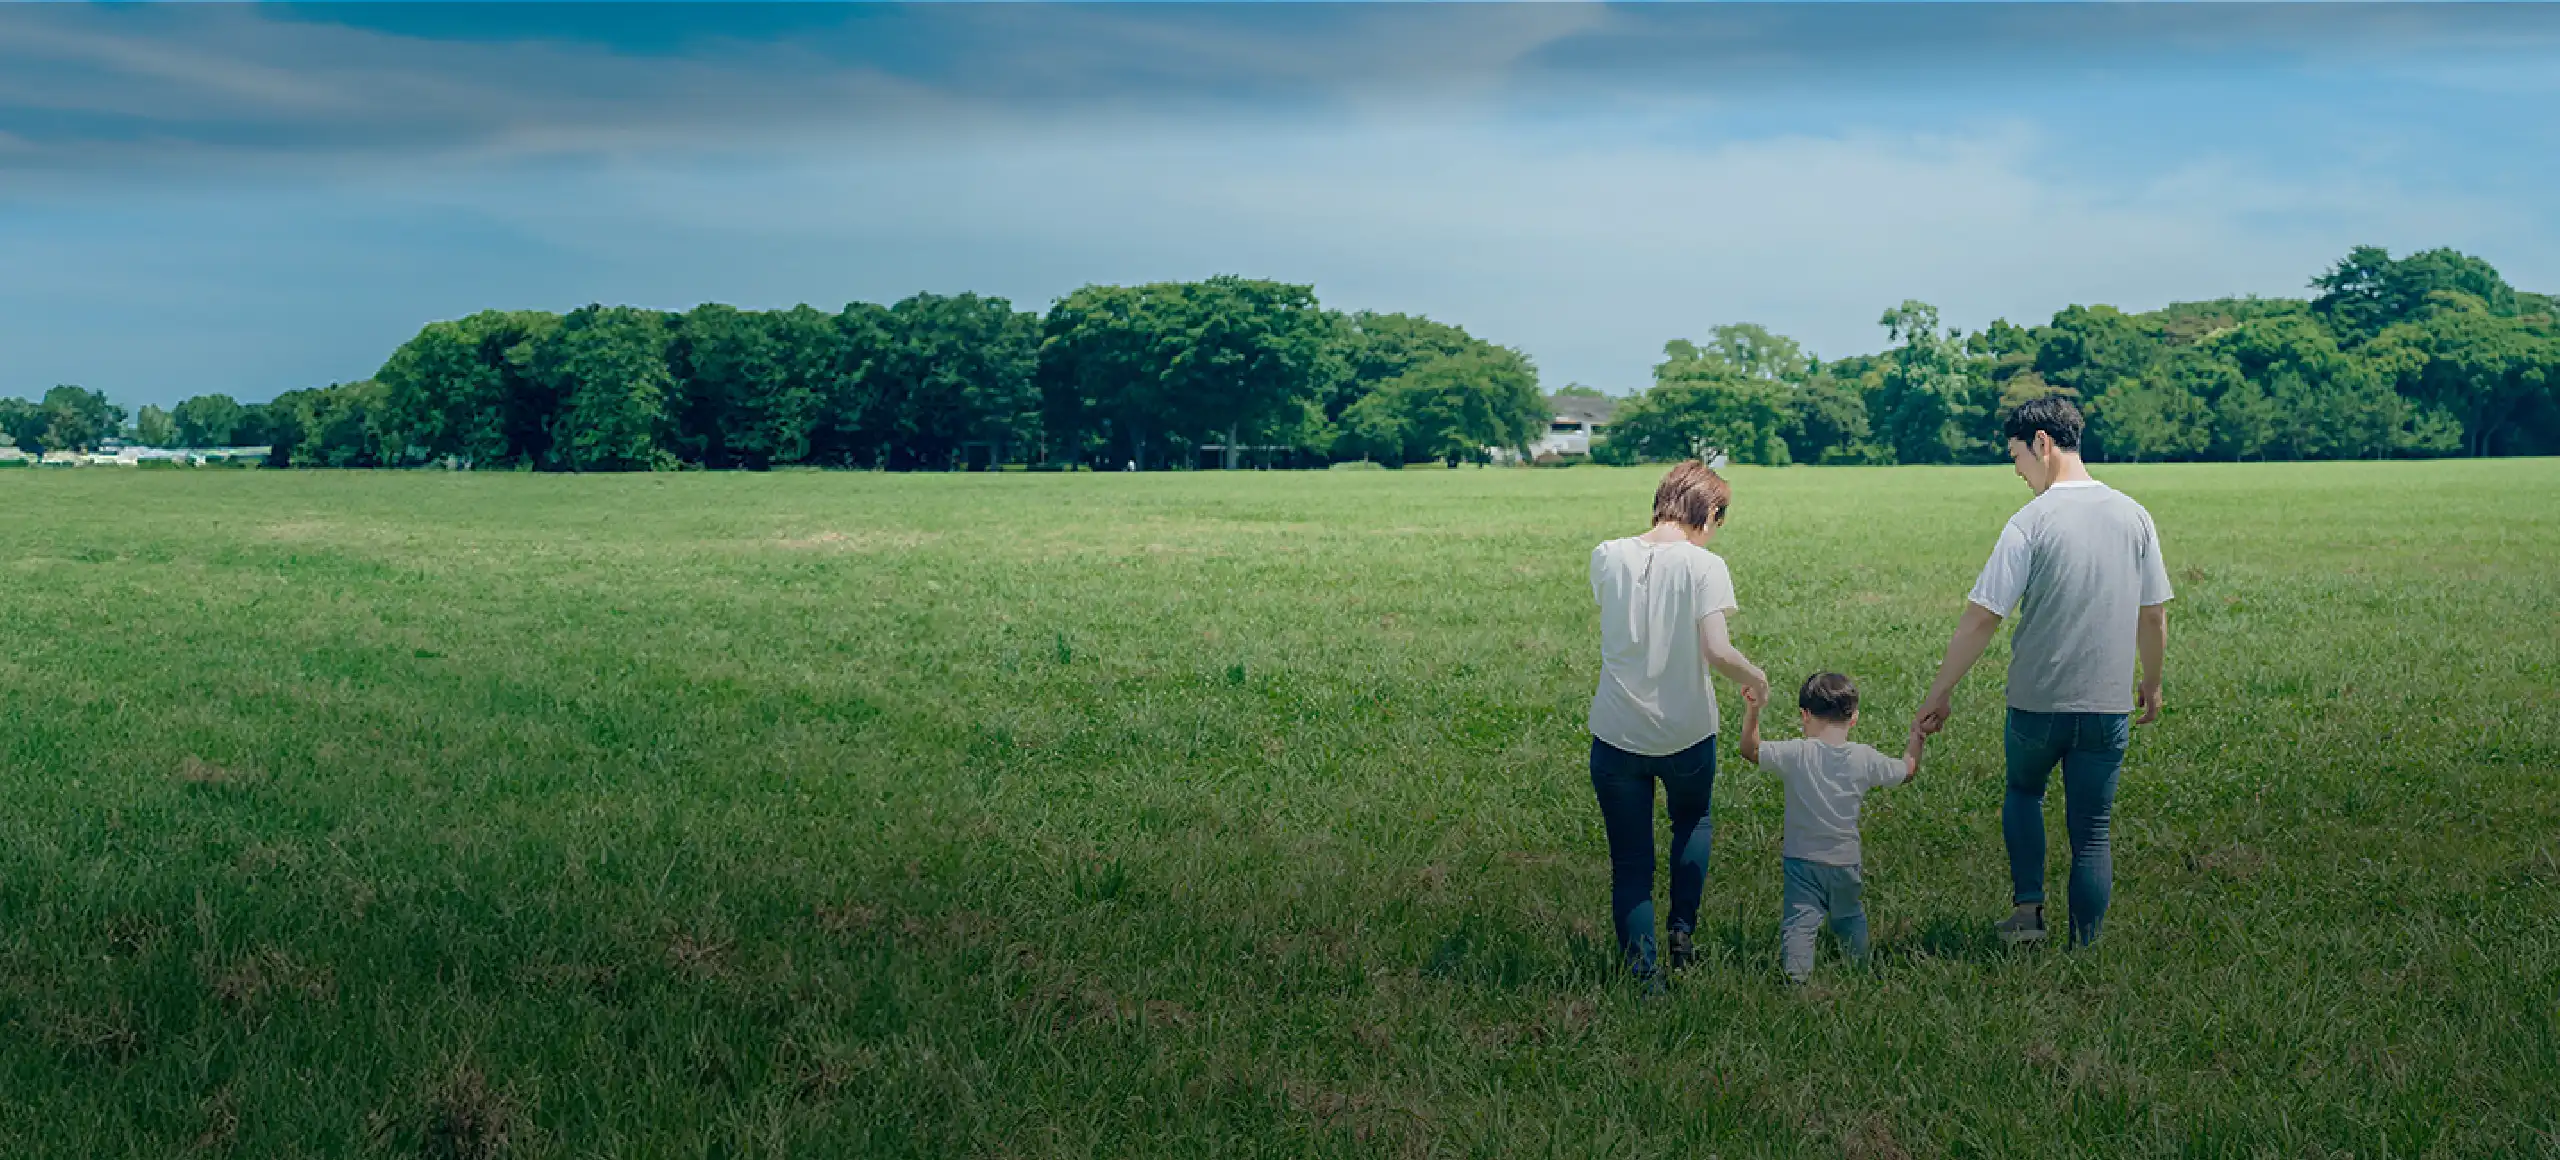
<box><xmin>1910</xmin><ymin>693</ymin><xmax>1952</xmax><ymax>740</ymax></box>
<box><xmin>1740</xmin><ymin>682</ymin><xmax>1767</xmax><ymax>710</ymax></box>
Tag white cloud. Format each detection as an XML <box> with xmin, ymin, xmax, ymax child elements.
<box><xmin>260</xmin><ymin>108</ymin><xmax>2555</xmax><ymax>394</ymax></box>
<box><xmin>4</xmin><ymin>3</ymin><xmax>2556</xmax><ymax>404</ymax></box>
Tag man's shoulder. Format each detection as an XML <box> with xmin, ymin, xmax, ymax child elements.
<box><xmin>2026</xmin><ymin>482</ymin><xmax>2151</xmax><ymax>527</ymax></box>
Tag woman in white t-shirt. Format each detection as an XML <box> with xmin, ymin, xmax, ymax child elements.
<box><xmin>1588</xmin><ymin>460</ymin><xmax>1770</xmax><ymax>991</ymax></box>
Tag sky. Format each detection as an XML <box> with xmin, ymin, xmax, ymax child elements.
<box><xmin>4</xmin><ymin>3</ymin><xmax>2559</xmax><ymax>408</ymax></box>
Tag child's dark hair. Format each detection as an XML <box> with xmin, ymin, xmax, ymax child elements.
<box><xmin>1798</xmin><ymin>672</ymin><xmax>1859</xmax><ymax>722</ymax></box>
<box><xmin>2003</xmin><ymin>394</ymin><xmax>2085</xmax><ymax>452</ymax></box>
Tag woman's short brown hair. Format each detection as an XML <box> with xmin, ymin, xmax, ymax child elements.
<box><xmin>1652</xmin><ymin>460</ymin><xmax>1731</xmax><ymax>530</ymax></box>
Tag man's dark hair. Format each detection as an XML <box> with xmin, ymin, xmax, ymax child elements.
<box><xmin>2003</xmin><ymin>394</ymin><xmax>2085</xmax><ymax>452</ymax></box>
<box><xmin>1798</xmin><ymin>672</ymin><xmax>1859</xmax><ymax>723</ymax></box>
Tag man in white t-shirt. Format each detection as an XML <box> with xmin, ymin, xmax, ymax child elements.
<box><xmin>1911</xmin><ymin>396</ymin><xmax>2172</xmax><ymax>947</ymax></box>
<box><xmin>1588</xmin><ymin>461</ymin><xmax>1770</xmax><ymax>992</ymax></box>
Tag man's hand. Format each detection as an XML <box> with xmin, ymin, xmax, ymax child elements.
<box><xmin>1911</xmin><ymin>693</ymin><xmax>1952</xmax><ymax>739</ymax></box>
<box><xmin>1741</xmin><ymin>681</ymin><xmax>1767</xmax><ymax>709</ymax></box>
<box><xmin>2135</xmin><ymin>604</ymin><xmax>2167</xmax><ymax>726</ymax></box>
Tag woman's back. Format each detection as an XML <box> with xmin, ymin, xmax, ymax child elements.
<box><xmin>1588</xmin><ymin>536</ymin><xmax>1736</xmax><ymax>757</ymax></box>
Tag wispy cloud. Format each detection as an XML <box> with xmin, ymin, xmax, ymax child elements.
<box><xmin>0</xmin><ymin>3</ymin><xmax>2554</xmax><ymax>405</ymax></box>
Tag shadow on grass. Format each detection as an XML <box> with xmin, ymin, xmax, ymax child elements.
<box><xmin>1886</xmin><ymin>913</ymin><xmax>2026</xmax><ymax>966</ymax></box>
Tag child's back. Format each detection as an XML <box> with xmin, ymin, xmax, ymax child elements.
<box><xmin>1757</xmin><ymin>738</ymin><xmax>1906</xmax><ymax>867</ymax></box>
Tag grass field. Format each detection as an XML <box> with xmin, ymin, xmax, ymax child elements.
<box><xmin>2</xmin><ymin>461</ymin><xmax>2556</xmax><ymax>1158</ymax></box>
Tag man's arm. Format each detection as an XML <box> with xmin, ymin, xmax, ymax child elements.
<box><xmin>1912</xmin><ymin>602</ymin><xmax>2004</xmax><ymax>739</ymax></box>
<box><xmin>1737</xmin><ymin>683</ymin><xmax>1765</xmax><ymax>765</ymax></box>
<box><xmin>1699</xmin><ymin>610</ymin><xmax>1770</xmax><ymax>706</ymax></box>
<box><xmin>2135</xmin><ymin>603</ymin><xmax>2167</xmax><ymax>725</ymax></box>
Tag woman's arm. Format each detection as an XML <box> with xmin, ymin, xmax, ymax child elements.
<box><xmin>1699</xmin><ymin>610</ymin><xmax>1769</xmax><ymax>706</ymax></box>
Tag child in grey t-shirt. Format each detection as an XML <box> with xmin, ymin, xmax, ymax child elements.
<box><xmin>1737</xmin><ymin>672</ymin><xmax>1924</xmax><ymax>982</ymax></box>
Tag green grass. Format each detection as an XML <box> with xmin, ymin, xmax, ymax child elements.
<box><xmin>2</xmin><ymin>462</ymin><xmax>2556</xmax><ymax>1158</ymax></box>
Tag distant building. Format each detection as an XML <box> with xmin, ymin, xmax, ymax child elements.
<box><xmin>1529</xmin><ymin>394</ymin><xmax>1616</xmax><ymax>461</ymax></box>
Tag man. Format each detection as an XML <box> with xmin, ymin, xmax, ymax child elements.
<box><xmin>1910</xmin><ymin>395</ymin><xmax>2171</xmax><ymax>946</ymax></box>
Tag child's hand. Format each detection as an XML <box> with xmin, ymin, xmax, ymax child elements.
<box><xmin>1741</xmin><ymin>683</ymin><xmax>1766</xmax><ymax>709</ymax></box>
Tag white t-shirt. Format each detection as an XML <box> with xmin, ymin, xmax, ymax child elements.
<box><xmin>1756</xmin><ymin>738</ymin><xmax>1907</xmax><ymax>865</ymax></box>
<box><xmin>1967</xmin><ymin>479</ymin><xmax>2175</xmax><ymax>714</ymax></box>
<box><xmin>1588</xmin><ymin>537</ymin><xmax>1738</xmax><ymax>756</ymax></box>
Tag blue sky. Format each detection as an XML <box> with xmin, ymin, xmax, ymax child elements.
<box><xmin>4</xmin><ymin>3</ymin><xmax>2558</xmax><ymax>407</ymax></box>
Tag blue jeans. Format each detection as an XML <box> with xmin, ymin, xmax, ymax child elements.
<box><xmin>1589</xmin><ymin>734</ymin><xmax>1716</xmax><ymax>977</ymax></box>
<box><xmin>1780</xmin><ymin>858</ymin><xmax>1867</xmax><ymax>982</ymax></box>
<box><xmin>2003</xmin><ymin>708</ymin><xmax>2128</xmax><ymax>946</ymax></box>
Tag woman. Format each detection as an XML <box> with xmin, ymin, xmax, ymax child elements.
<box><xmin>1587</xmin><ymin>460</ymin><xmax>1770</xmax><ymax>991</ymax></box>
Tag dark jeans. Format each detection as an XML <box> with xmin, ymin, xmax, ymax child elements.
<box><xmin>1589</xmin><ymin>734</ymin><xmax>1716</xmax><ymax>977</ymax></box>
<box><xmin>2003</xmin><ymin>708</ymin><xmax>2129</xmax><ymax>946</ymax></box>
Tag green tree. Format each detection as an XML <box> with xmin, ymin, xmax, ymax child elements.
<box><xmin>869</xmin><ymin>293</ymin><xmax>1041</xmax><ymax>470</ymax></box>
<box><xmin>132</xmin><ymin>404</ymin><xmax>178</xmax><ymax>447</ymax></box>
<box><xmin>1337</xmin><ymin>347</ymin><xmax>1545</xmax><ymax>465</ymax></box>
<box><xmin>2313</xmin><ymin>245</ymin><xmax>2514</xmax><ymax>341</ymax></box>
<box><xmin>1873</xmin><ymin>302</ymin><xmax>1989</xmax><ymax>464</ymax></box>
<box><xmin>1785</xmin><ymin>375</ymin><xmax>1877</xmax><ymax>464</ymax></box>
<box><xmin>1669</xmin><ymin>322</ymin><xmax>1817</xmax><ymax>385</ymax></box>
<box><xmin>0</xmin><ymin>398</ymin><xmax>41</xmax><ymax>451</ymax></box>
<box><xmin>668</xmin><ymin>304</ymin><xmax>844</xmax><ymax>469</ymax></box>
<box><xmin>172</xmin><ymin>394</ymin><xmax>246</xmax><ymax>447</ymax></box>
<box><xmin>2213</xmin><ymin>314</ymin><xmax>2403</xmax><ymax>459</ymax></box>
<box><xmin>375</xmin><ymin>310</ymin><xmax>562</xmax><ymax>468</ymax></box>
<box><xmin>1040</xmin><ymin>278</ymin><xmax>1340</xmax><ymax>469</ymax></box>
<box><xmin>807</xmin><ymin>303</ymin><xmax>893</xmax><ymax>467</ymax></box>
<box><xmin>1329</xmin><ymin>311</ymin><xmax>1483</xmax><ymax>423</ymax></box>
<box><xmin>34</xmin><ymin>386</ymin><xmax>124</xmax><ymax>453</ymax></box>
<box><xmin>528</xmin><ymin>306</ymin><xmax>678</xmax><ymax>472</ymax></box>
<box><xmin>2091</xmin><ymin>379</ymin><xmax>2211</xmax><ymax>462</ymax></box>
<box><xmin>1552</xmin><ymin>383</ymin><xmax>1610</xmax><ymax>400</ymax></box>
<box><xmin>1604</xmin><ymin>353</ymin><xmax>1793</xmax><ymax>466</ymax></box>
<box><xmin>264</xmin><ymin>381</ymin><xmax>388</xmax><ymax>468</ymax></box>
<box><xmin>2364</xmin><ymin>293</ymin><xmax>2558</xmax><ymax>456</ymax></box>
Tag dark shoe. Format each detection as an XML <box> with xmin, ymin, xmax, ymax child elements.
<box><xmin>1667</xmin><ymin>929</ymin><xmax>1696</xmax><ymax>971</ymax></box>
<box><xmin>1636</xmin><ymin>968</ymin><xmax>1669</xmax><ymax>1002</ymax></box>
<box><xmin>1996</xmin><ymin>904</ymin><xmax>2047</xmax><ymax>945</ymax></box>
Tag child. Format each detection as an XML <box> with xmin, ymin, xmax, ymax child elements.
<box><xmin>1737</xmin><ymin>673</ymin><xmax>1923</xmax><ymax>983</ymax></box>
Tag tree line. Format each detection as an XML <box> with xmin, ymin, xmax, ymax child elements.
<box><xmin>5</xmin><ymin>245</ymin><xmax>2555</xmax><ymax>469</ymax></box>
<box><xmin>1</xmin><ymin>278</ymin><xmax>1548</xmax><ymax>472</ymax></box>
<box><xmin>1604</xmin><ymin>246</ymin><xmax>2560</xmax><ymax>466</ymax></box>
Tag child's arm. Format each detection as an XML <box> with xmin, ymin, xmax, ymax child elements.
<box><xmin>1737</xmin><ymin>682</ymin><xmax>1765</xmax><ymax>765</ymax></box>
<box><xmin>1900</xmin><ymin>728</ymin><xmax>1924</xmax><ymax>782</ymax></box>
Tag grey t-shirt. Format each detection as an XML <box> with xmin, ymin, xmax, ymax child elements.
<box><xmin>1968</xmin><ymin>481</ymin><xmax>2174</xmax><ymax>715</ymax></box>
<box><xmin>1758</xmin><ymin>738</ymin><xmax>1907</xmax><ymax>865</ymax></box>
